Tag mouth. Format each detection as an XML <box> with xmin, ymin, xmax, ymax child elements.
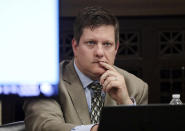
<box><xmin>92</xmin><ymin>61</ymin><xmax>107</xmax><ymax>70</ymax></box>
<box><xmin>93</xmin><ymin>60</ymin><xmax>107</xmax><ymax>64</ymax></box>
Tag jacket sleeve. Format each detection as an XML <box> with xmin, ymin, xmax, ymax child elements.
<box><xmin>115</xmin><ymin>66</ymin><xmax>149</xmax><ymax>105</ymax></box>
<box><xmin>137</xmin><ymin>82</ymin><xmax>148</xmax><ymax>104</ymax></box>
<box><xmin>23</xmin><ymin>99</ymin><xmax>77</xmax><ymax>131</ymax></box>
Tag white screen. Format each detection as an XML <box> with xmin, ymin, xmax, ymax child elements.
<box><xmin>0</xmin><ymin>0</ymin><xmax>59</xmax><ymax>96</ymax></box>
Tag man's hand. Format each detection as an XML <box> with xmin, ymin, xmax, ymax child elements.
<box><xmin>99</xmin><ymin>62</ymin><xmax>133</xmax><ymax>105</ymax></box>
<box><xmin>91</xmin><ymin>125</ymin><xmax>99</xmax><ymax>131</ymax></box>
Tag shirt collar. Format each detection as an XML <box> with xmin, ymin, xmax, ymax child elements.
<box><xmin>74</xmin><ymin>61</ymin><xmax>93</xmax><ymax>89</ymax></box>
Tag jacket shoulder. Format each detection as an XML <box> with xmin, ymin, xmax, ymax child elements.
<box><xmin>115</xmin><ymin>66</ymin><xmax>145</xmax><ymax>84</ymax></box>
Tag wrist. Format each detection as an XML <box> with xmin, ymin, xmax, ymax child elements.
<box><xmin>117</xmin><ymin>97</ymin><xmax>133</xmax><ymax>105</ymax></box>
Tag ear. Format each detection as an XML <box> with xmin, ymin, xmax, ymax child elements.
<box><xmin>72</xmin><ymin>38</ymin><xmax>78</xmax><ymax>57</ymax></box>
<box><xmin>115</xmin><ymin>42</ymin><xmax>119</xmax><ymax>54</ymax></box>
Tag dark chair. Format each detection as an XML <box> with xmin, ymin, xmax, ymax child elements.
<box><xmin>0</xmin><ymin>121</ymin><xmax>25</xmax><ymax>131</ymax></box>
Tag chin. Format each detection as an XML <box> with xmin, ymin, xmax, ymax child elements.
<box><xmin>93</xmin><ymin>68</ymin><xmax>106</xmax><ymax>76</ymax></box>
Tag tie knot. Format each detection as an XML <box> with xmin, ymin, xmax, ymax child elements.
<box><xmin>88</xmin><ymin>82</ymin><xmax>102</xmax><ymax>93</ymax></box>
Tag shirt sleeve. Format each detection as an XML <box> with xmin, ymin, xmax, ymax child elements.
<box><xmin>71</xmin><ymin>124</ymin><xmax>94</xmax><ymax>131</ymax></box>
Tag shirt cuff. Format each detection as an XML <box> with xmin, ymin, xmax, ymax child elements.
<box><xmin>71</xmin><ymin>124</ymin><xmax>94</xmax><ymax>131</ymax></box>
<box><xmin>130</xmin><ymin>97</ymin><xmax>136</xmax><ymax>105</ymax></box>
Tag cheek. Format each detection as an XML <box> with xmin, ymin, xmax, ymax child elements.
<box><xmin>106</xmin><ymin>51</ymin><xmax>117</xmax><ymax>63</ymax></box>
<box><xmin>78</xmin><ymin>49</ymin><xmax>92</xmax><ymax>62</ymax></box>
<box><xmin>76</xmin><ymin>48</ymin><xmax>86</xmax><ymax>57</ymax></box>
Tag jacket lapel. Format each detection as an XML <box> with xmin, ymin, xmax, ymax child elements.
<box><xmin>62</xmin><ymin>60</ymin><xmax>91</xmax><ymax>124</ymax></box>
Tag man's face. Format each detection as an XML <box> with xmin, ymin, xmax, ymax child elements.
<box><xmin>72</xmin><ymin>25</ymin><xmax>119</xmax><ymax>80</ymax></box>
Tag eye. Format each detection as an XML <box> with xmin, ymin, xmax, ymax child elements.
<box><xmin>86</xmin><ymin>41</ymin><xmax>96</xmax><ymax>45</ymax></box>
<box><xmin>103</xmin><ymin>42</ymin><xmax>112</xmax><ymax>47</ymax></box>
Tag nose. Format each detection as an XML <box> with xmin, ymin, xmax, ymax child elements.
<box><xmin>94</xmin><ymin>44</ymin><xmax>104</xmax><ymax>58</ymax></box>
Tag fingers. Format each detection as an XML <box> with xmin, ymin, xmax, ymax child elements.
<box><xmin>99</xmin><ymin>62</ymin><xmax>131</xmax><ymax>104</ymax></box>
<box><xmin>102</xmin><ymin>76</ymin><xmax>116</xmax><ymax>89</ymax></box>
<box><xmin>99</xmin><ymin>62</ymin><xmax>116</xmax><ymax>71</ymax></box>
<box><xmin>100</xmin><ymin>70</ymin><xmax>115</xmax><ymax>85</ymax></box>
<box><xmin>99</xmin><ymin>62</ymin><xmax>122</xmax><ymax>93</ymax></box>
<box><xmin>99</xmin><ymin>65</ymin><xmax>120</xmax><ymax>93</ymax></box>
<box><xmin>102</xmin><ymin>76</ymin><xmax>118</xmax><ymax>92</ymax></box>
<box><xmin>99</xmin><ymin>62</ymin><xmax>118</xmax><ymax>89</ymax></box>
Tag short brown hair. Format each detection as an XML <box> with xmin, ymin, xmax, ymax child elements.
<box><xmin>73</xmin><ymin>6</ymin><xmax>119</xmax><ymax>45</ymax></box>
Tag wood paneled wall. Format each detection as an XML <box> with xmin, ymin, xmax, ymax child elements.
<box><xmin>61</xmin><ymin>0</ymin><xmax>185</xmax><ymax>17</ymax></box>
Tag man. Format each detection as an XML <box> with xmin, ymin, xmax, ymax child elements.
<box><xmin>23</xmin><ymin>6</ymin><xmax>148</xmax><ymax>131</ymax></box>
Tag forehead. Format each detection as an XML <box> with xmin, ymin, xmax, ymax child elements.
<box><xmin>81</xmin><ymin>25</ymin><xmax>115</xmax><ymax>42</ymax></box>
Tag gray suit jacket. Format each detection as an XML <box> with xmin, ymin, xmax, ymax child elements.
<box><xmin>24</xmin><ymin>60</ymin><xmax>148</xmax><ymax>131</ymax></box>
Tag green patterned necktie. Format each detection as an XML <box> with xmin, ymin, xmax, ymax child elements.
<box><xmin>89</xmin><ymin>82</ymin><xmax>104</xmax><ymax>124</ymax></box>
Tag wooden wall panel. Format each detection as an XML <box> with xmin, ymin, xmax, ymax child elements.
<box><xmin>61</xmin><ymin>0</ymin><xmax>185</xmax><ymax>16</ymax></box>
